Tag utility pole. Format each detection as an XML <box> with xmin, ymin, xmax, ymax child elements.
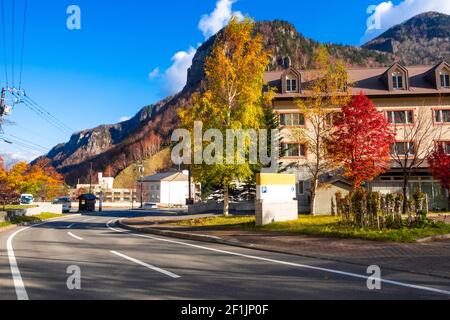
<box><xmin>89</xmin><ymin>162</ymin><xmax>93</xmax><ymax>194</ymax></box>
<box><xmin>0</xmin><ymin>88</ymin><xmax>6</xmax><ymax>132</ymax></box>
<box><xmin>137</xmin><ymin>161</ymin><xmax>145</xmax><ymax>209</ymax></box>
<box><xmin>0</xmin><ymin>88</ymin><xmax>5</xmax><ymax>116</ymax></box>
<box><xmin>187</xmin><ymin>167</ymin><xmax>194</xmax><ymax>205</ymax></box>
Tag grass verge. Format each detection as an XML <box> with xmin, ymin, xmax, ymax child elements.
<box><xmin>1</xmin><ymin>213</ymin><xmax>63</xmax><ymax>229</ymax></box>
<box><xmin>175</xmin><ymin>215</ymin><xmax>450</xmax><ymax>243</ymax></box>
<box><xmin>1</xmin><ymin>205</ymin><xmax>39</xmax><ymax>211</ymax></box>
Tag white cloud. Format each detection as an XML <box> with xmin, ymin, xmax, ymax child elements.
<box><xmin>161</xmin><ymin>47</ymin><xmax>197</xmax><ymax>95</ymax></box>
<box><xmin>148</xmin><ymin>67</ymin><xmax>160</xmax><ymax>79</ymax></box>
<box><xmin>199</xmin><ymin>0</ymin><xmax>244</xmax><ymax>38</ymax></box>
<box><xmin>0</xmin><ymin>151</ymin><xmax>36</xmax><ymax>166</ymax></box>
<box><xmin>363</xmin><ymin>0</ymin><xmax>450</xmax><ymax>43</ymax></box>
<box><xmin>118</xmin><ymin>116</ymin><xmax>132</xmax><ymax>122</ymax></box>
<box><xmin>154</xmin><ymin>0</ymin><xmax>243</xmax><ymax>96</ymax></box>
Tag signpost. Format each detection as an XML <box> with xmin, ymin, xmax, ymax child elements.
<box><xmin>255</xmin><ymin>173</ymin><xmax>298</xmax><ymax>226</ymax></box>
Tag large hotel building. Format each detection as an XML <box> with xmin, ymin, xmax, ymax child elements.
<box><xmin>265</xmin><ymin>61</ymin><xmax>450</xmax><ymax>213</ymax></box>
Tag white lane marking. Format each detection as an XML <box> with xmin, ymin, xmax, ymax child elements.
<box><xmin>110</xmin><ymin>250</ymin><xmax>180</xmax><ymax>279</ymax></box>
<box><xmin>7</xmin><ymin>227</ymin><xmax>31</xmax><ymax>300</ymax></box>
<box><xmin>106</xmin><ymin>220</ymin><xmax>450</xmax><ymax>296</ymax></box>
<box><xmin>68</xmin><ymin>232</ymin><xmax>84</xmax><ymax>241</ymax></box>
<box><xmin>66</xmin><ymin>223</ymin><xmax>76</xmax><ymax>229</ymax></box>
<box><xmin>7</xmin><ymin>215</ymin><xmax>78</xmax><ymax>300</ymax></box>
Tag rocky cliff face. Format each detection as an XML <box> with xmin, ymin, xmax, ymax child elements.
<box><xmin>363</xmin><ymin>12</ymin><xmax>450</xmax><ymax>65</ymax></box>
<box><xmin>41</xmin><ymin>15</ymin><xmax>448</xmax><ymax>185</ymax></box>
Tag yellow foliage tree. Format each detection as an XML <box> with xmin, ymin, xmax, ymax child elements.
<box><xmin>179</xmin><ymin>17</ymin><xmax>271</xmax><ymax>216</ymax></box>
<box><xmin>295</xmin><ymin>45</ymin><xmax>352</xmax><ymax>215</ymax></box>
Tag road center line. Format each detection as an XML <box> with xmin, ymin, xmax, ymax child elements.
<box><xmin>106</xmin><ymin>219</ymin><xmax>450</xmax><ymax>297</ymax></box>
<box><xmin>68</xmin><ymin>232</ymin><xmax>84</xmax><ymax>241</ymax></box>
<box><xmin>110</xmin><ymin>250</ymin><xmax>180</xmax><ymax>279</ymax></box>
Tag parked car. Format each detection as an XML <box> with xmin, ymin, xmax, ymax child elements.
<box><xmin>143</xmin><ymin>203</ymin><xmax>158</xmax><ymax>209</ymax></box>
<box><xmin>53</xmin><ymin>196</ymin><xmax>72</xmax><ymax>213</ymax></box>
<box><xmin>20</xmin><ymin>194</ymin><xmax>34</xmax><ymax>205</ymax></box>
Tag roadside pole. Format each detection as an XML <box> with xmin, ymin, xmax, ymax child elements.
<box><xmin>99</xmin><ymin>190</ymin><xmax>103</xmax><ymax>212</ymax></box>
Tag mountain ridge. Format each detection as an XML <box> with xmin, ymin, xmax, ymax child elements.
<box><xmin>363</xmin><ymin>11</ymin><xmax>450</xmax><ymax>65</ymax></box>
<box><xmin>40</xmin><ymin>14</ymin><xmax>448</xmax><ymax>185</ymax></box>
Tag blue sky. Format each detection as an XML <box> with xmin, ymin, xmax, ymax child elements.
<box><xmin>0</xmin><ymin>0</ymin><xmax>448</xmax><ymax>162</ymax></box>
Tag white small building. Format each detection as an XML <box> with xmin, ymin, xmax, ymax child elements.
<box><xmin>98</xmin><ymin>173</ymin><xmax>115</xmax><ymax>190</ymax></box>
<box><xmin>138</xmin><ymin>171</ymin><xmax>193</xmax><ymax>206</ymax></box>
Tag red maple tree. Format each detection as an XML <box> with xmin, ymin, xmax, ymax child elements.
<box><xmin>428</xmin><ymin>147</ymin><xmax>450</xmax><ymax>192</ymax></box>
<box><xmin>327</xmin><ymin>92</ymin><xmax>395</xmax><ymax>189</ymax></box>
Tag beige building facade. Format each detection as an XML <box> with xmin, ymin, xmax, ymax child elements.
<box><xmin>266</xmin><ymin>62</ymin><xmax>450</xmax><ymax>213</ymax></box>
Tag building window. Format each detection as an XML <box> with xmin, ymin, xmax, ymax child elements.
<box><xmin>436</xmin><ymin>141</ymin><xmax>450</xmax><ymax>154</ymax></box>
<box><xmin>440</xmin><ymin>71</ymin><xmax>450</xmax><ymax>88</ymax></box>
<box><xmin>392</xmin><ymin>72</ymin><xmax>404</xmax><ymax>90</ymax></box>
<box><xmin>280</xmin><ymin>113</ymin><xmax>305</xmax><ymax>126</ymax></box>
<box><xmin>387</xmin><ymin>110</ymin><xmax>414</xmax><ymax>124</ymax></box>
<box><xmin>325</xmin><ymin>112</ymin><xmax>342</xmax><ymax>125</ymax></box>
<box><xmin>281</xmin><ymin>143</ymin><xmax>307</xmax><ymax>158</ymax></box>
<box><xmin>391</xmin><ymin>142</ymin><xmax>416</xmax><ymax>156</ymax></box>
<box><xmin>435</xmin><ymin>109</ymin><xmax>450</xmax><ymax>124</ymax></box>
<box><xmin>286</xmin><ymin>74</ymin><xmax>298</xmax><ymax>92</ymax></box>
<box><xmin>297</xmin><ymin>181</ymin><xmax>305</xmax><ymax>195</ymax></box>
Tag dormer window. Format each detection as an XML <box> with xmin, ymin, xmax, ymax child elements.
<box><xmin>286</xmin><ymin>74</ymin><xmax>298</xmax><ymax>93</ymax></box>
<box><xmin>392</xmin><ymin>71</ymin><xmax>404</xmax><ymax>90</ymax></box>
<box><xmin>440</xmin><ymin>71</ymin><xmax>450</xmax><ymax>88</ymax></box>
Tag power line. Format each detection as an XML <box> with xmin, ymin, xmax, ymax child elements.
<box><xmin>21</xmin><ymin>98</ymin><xmax>73</xmax><ymax>135</ymax></box>
<box><xmin>23</xmin><ymin>94</ymin><xmax>75</xmax><ymax>133</ymax></box>
<box><xmin>18</xmin><ymin>0</ymin><xmax>27</xmax><ymax>89</ymax></box>
<box><xmin>12</xmin><ymin>121</ymin><xmax>59</xmax><ymax>145</ymax></box>
<box><xmin>1</xmin><ymin>135</ymin><xmax>45</xmax><ymax>154</ymax></box>
<box><xmin>11</xmin><ymin>0</ymin><xmax>14</xmax><ymax>87</ymax></box>
<box><xmin>0</xmin><ymin>138</ymin><xmax>42</xmax><ymax>156</ymax></box>
<box><xmin>3</xmin><ymin>133</ymin><xmax>49</xmax><ymax>151</ymax></box>
<box><xmin>1</xmin><ymin>0</ymin><xmax>8</xmax><ymax>87</ymax></box>
<box><xmin>2</xmin><ymin>134</ymin><xmax>47</xmax><ymax>152</ymax></box>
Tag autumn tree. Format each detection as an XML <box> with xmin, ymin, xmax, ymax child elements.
<box><xmin>428</xmin><ymin>146</ymin><xmax>450</xmax><ymax>207</ymax></box>
<box><xmin>0</xmin><ymin>156</ymin><xmax>5</xmax><ymax>181</ymax></box>
<box><xmin>295</xmin><ymin>45</ymin><xmax>352</xmax><ymax>215</ymax></box>
<box><xmin>327</xmin><ymin>92</ymin><xmax>395</xmax><ymax>190</ymax></box>
<box><xmin>391</xmin><ymin>108</ymin><xmax>449</xmax><ymax>214</ymax></box>
<box><xmin>4</xmin><ymin>159</ymin><xmax>65</xmax><ymax>201</ymax></box>
<box><xmin>178</xmin><ymin>17</ymin><xmax>270</xmax><ymax>216</ymax></box>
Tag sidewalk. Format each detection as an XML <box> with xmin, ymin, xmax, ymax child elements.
<box><xmin>119</xmin><ymin>215</ymin><xmax>450</xmax><ymax>279</ymax></box>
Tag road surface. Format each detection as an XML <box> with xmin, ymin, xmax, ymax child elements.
<box><xmin>1</xmin><ymin>210</ymin><xmax>449</xmax><ymax>300</ymax></box>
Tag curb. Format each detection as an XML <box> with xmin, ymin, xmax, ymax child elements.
<box><xmin>416</xmin><ymin>233</ymin><xmax>450</xmax><ymax>243</ymax></box>
<box><xmin>117</xmin><ymin>220</ymin><xmax>450</xmax><ymax>281</ymax></box>
<box><xmin>118</xmin><ymin>220</ymin><xmax>242</xmax><ymax>246</ymax></box>
<box><xmin>0</xmin><ymin>214</ymin><xmax>80</xmax><ymax>234</ymax></box>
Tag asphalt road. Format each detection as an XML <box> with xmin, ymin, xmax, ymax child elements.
<box><xmin>1</xmin><ymin>210</ymin><xmax>450</xmax><ymax>300</ymax></box>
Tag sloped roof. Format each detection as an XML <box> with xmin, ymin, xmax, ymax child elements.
<box><xmin>265</xmin><ymin>64</ymin><xmax>450</xmax><ymax>98</ymax></box>
<box><xmin>143</xmin><ymin>171</ymin><xmax>189</xmax><ymax>182</ymax></box>
<box><xmin>77</xmin><ymin>194</ymin><xmax>97</xmax><ymax>200</ymax></box>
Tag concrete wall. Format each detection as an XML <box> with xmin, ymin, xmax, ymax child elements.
<box><xmin>256</xmin><ymin>200</ymin><xmax>298</xmax><ymax>226</ymax></box>
<box><xmin>7</xmin><ymin>203</ymin><xmax>63</xmax><ymax>219</ymax></box>
<box><xmin>315</xmin><ymin>183</ymin><xmax>351</xmax><ymax>215</ymax></box>
<box><xmin>188</xmin><ymin>201</ymin><xmax>255</xmax><ymax>215</ymax></box>
<box><xmin>160</xmin><ymin>181</ymin><xmax>189</xmax><ymax>206</ymax></box>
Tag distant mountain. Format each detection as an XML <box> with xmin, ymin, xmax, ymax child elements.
<box><xmin>40</xmin><ymin>14</ymin><xmax>449</xmax><ymax>186</ymax></box>
<box><xmin>363</xmin><ymin>11</ymin><xmax>450</xmax><ymax>65</ymax></box>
